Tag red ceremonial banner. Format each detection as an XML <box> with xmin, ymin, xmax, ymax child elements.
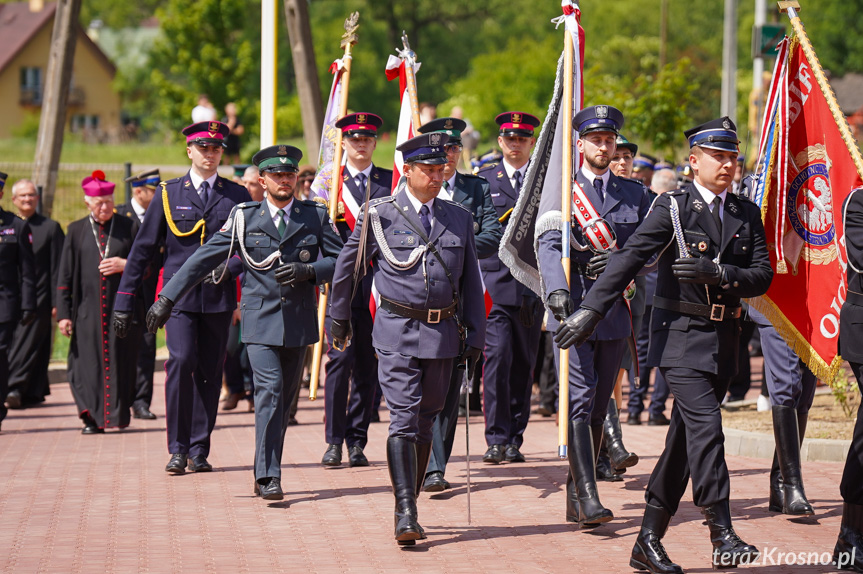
<box><xmin>753</xmin><ymin>37</ymin><xmax>863</xmax><ymax>382</ymax></box>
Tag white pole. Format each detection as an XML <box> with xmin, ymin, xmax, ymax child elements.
<box><xmin>260</xmin><ymin>0</ymin><xmax>277</xmax><ymax>147</ymax></box>
<box><xmin>721</xmin><ymin>0</ymin><xmax>738</xmax><ymax>122</ymax></box>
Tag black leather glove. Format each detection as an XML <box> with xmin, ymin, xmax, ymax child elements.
<box><xmin>553</xmin><ymin>308</ymin><xmax>603</xmax><ymax>349</ymax></box>
<box><xmin>330</xmin><ymin>317</ymin><xmax>352</xmax><ymax>351</ymax></box>
<box><xmin>458</xmin><ymin>346</ymin><xmax>482</xmax><ymax>379</ymax></box>
<box><xmin>672</xmin><ymin>257</ymin><xmax>723</xmax><ymax>285</ymax></box>
<box><xmin>519</xmin><ymin>295</ymin><xmax>540</xmax><ymax>328</ymax></box>
<box><xmin>112</xmin><ymin>311</ymin><xmax>132</xmax><ymax>338</ymax></box>
<box><xmin>19</xmin><ymin>311</ymin><xmax>36</xmax><ymax>327</ymax></box>
<box><xmin>587</xmin><ymin>251</ymin><xmax>611</xmax><ymax>277</ymax></box>
<box><xmin>546</xmin><ymin>289</ymin><xmax>574</xmax><ymax>322</ymax></box>
<box><xmin>146</xmin><ymin>295</ymin><xmax>175</xmax><ymax>334</ymax></box>
<box><xmin>275</xmin><ymin>262</ymin><xmax>316</xmax><ymax>287</ymax></box>
<box><xmin>203</xmin><ymin>262</ymin><xmax>230</xmax><ymax>284</ymax></box>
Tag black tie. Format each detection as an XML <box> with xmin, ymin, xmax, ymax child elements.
<box><xmin>199</xmin><ymin>180</ymin><xmax>210</xmax><ymax>204</ymax></box>
<box><xmin>711</xmin><ymin>196</ymin><xmax>723</xmax><ymax>235</ymax></box>
<box><xmin>514</xmin><ymin>170</ymin><xmax>523</xmax><ymax>193</ymax></box>
<box><xmin>355</xmin><ymin>173</ymin><xmax>367</xmax><ymax>191</ymax></box>
<box><xmin>419</xmin><ymin>204</ymin><xmax>432</xmax><ymax>236</ymax></box>
<box><xmin>593</xmin><ymin>177</ymin><xmax>604</xmax><ymax>202</ymax></box>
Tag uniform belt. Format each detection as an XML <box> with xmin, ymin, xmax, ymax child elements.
<box><xmin>379</xmin><ymin>296</ymin><xmax>457</xmax><ymax>324</ymax></box>
<box><xmin>846</xmin><ymin>290</ymin><xmax>863</xmax><ymax>307</ymax></box>
<box><xmin>653</xmin><ymin>296</ymin><xmax>741</xmax><ymax>322</ymax></box>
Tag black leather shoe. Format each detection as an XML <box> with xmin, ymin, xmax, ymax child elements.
<box><xmin>483</xmin><ymin>444</ymin><xmax>505</xmax><ymax>464</ymax></box>
<box><xmin>82</xmin><ymin>423</ymin><xmax>104</xmax><ymax>435</ymax></box>
<box><xmin>133</xmin><ymin>404</ymin><xmax>157</xmax><ymax>420</ymax></box>
<box><xmin>287</xmin><ymin>416</ymin><xmax>299</xmax><ymax>426</ymax></box>
<box><xmin>648</xmin><ymin>413</ymin><xmax>670</xmax><ymax>426</ymax></box>
<box><xmin>165</xmin><ymin>453</ymin><xmax>187</xmax><ymax>474</ymax></box>
<box><xmin>422</xmin><ymin>471</ymin><xmax>450</xmax><ymax>492</ymax></box>
<box><xmin>504</xmin><ymin>444</ymin><xmax>526</xmax><ymax>463</ymax></box>
<box><xmin>187</xmin><ymin>455</ymin><xmax>213</xmax><ymax>472</ymax></box>
<box><xmin>348</xmin><ymin>445</ymin><xmax>369</xmax><ymax>467</ymax></box>
<box><xmin>253</xmin><ymin>481</ymin><xmax>260</xmax><ymax>496</ymax></box>
<box><xmin>322</xmin><ymin>444</ymin><xmax>342</xmax><ymax>466</ymax></box>
<box><xmin>259</xmin><ymin>477</ymin><xmax>284</xmax><ymax>501</ymax></box>
<box><xmin>702</xmin><ymin>500</ymin><xmax>760</xmax><ymax>568</ymax></box>
<box><xmin>5</xmin><ymin>389</ymin><xmax>22</xmax><ymax>409</ymax></box>
<box><xmin>627</xmin><ymin>412</ymin><xmax>642</xmax><ymax>426</ymax></box>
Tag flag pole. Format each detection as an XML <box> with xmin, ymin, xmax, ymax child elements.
<box><xmin>778</xmin><ymin>1</ymin><xmax>863</xmax><ymax>176</ymax></box>
<box><xmin>309</xmin><ymin>13</ymin><xmax>359</xmax><ymax>401</ymax></box>
<box><xmin>558</xmin><ymin>28</ymin><xmax>575</xmax><ymax>460</ymax></box>
<box><xmin>400</xmin><ymin>32</ymin><xmax>422</xmax><ymax>131</ymax></box>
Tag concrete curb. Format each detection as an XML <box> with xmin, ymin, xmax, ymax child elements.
<box><xmin>723</xmin><ymin>427</ymin><xmax>851</xmax><ymax>463</ymax></box>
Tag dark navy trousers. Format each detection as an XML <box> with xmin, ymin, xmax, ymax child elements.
<box><xmin>163</xmin><ymin>309</ymin><xmax>232</xmax><ymax>457</ymax></box>
<box><xmin>483</xmin><ymin>303</ymin><xmax>542</xmax><ymax>447</ymax></box>
<box><xmin>427</xmin><ymin>362</ymin><xmax>469</xmax><ymax>475</ymax></box>
<box><xmin>324</xmin><ymin>307</ymin><xmax>378</xmax><ymax>448</ymax></box>
<box><xmin>0</xmin><ymin>321</ymin><xmax>13</xmax><ymax>424</ymax></box>
<box><xmin>552</xmin><ymin>337</ymin><xmax>627</xmax><ymax>427</ymax></box>
<box><xmin>843</xmin><ymin>363</ymin><xmax>863</xmax><ymax>504</ymax></box>
<box><xmin>377</xmin><ymin>349</ymin><xmax>452</xmax><ymax>444</ymax></box>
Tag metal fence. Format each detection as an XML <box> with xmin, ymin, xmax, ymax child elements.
<box><xmin>0</xmin><ymin>163</ymin><xmax>132</xmax><ymax>230</ymax></box>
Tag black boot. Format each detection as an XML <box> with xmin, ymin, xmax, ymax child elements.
<box><xmin>386</xmin><ymin>437</ymin><xmax>422</xmax><ymax>546</ymax></box>
<box><xmin>596</xmin><ymin>444</ymin><xmax>622</xmax><ymax>482</ymax></box>
<box><xmin>565</xmin><ymin>421</ymin><xmax>613</xmax><ymax>526</ymax></box>
<box><xmin>771</xmin><ymin>405</ymin><xmax>814</xmax><ymax>515</ymax></box>
<box><xmin>701</xmin><ymin>500</ymin><xmax>759</xmax><ymax>569</ymax></box>
<box><xmin>834</xmin><ymin>502</ymin><xmax>863</xmax><ymax>572</ymax></box>
<box><xmin>769</xmin><ymin>410</ymin><xmax>808</xmax><ymax>512</ymax></box>
<box><xmin>630</xmin><ymin>503</ymin><xmax>683</xmax><ymax>574</ymax></box>
<box><xmin>604</xmin><ymin>399</ymin><xmax>638</xmax><ymax>472</ymax></box>
<box><xmin>415</xmin><ymin>442</ymin><xmax>432</xmax><ymax>497</ymax></box>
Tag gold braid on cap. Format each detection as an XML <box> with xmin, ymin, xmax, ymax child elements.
<box><xmin>162</xmin><ymin>182</ymin><xmax>206</xmax><ymax>244</ymax></box>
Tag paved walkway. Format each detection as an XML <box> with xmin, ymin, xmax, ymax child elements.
<box><xmin>0</xmin><ymin>372</ymin><xmax>849</xmax><ymax>573</ymax></box>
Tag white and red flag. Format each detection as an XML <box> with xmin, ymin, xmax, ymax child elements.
<box><xmin>385</xmin><ymin>52</ymin><xmax>421</xmax><ymax>191</ymax></box>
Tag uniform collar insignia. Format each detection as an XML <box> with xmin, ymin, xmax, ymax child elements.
<box><xmin>373</xmin><ymin>172</ymin><xmax>379</xmax><ymax>179</ymax></box>
<box><xmin>728</xmin><ymin>201</ymin><xmax>739</xmax><ymax>214</ymax></box>
<box><xmin>184</xmin><ymin>180</ymin><xmax>191</xmax><ymax>187</ymax></box>
<box><xmin>692</xmin><ymin>198</ymin><xmax>704</xmax><ymax>211</ymax></box>
<box><xmin>497</xmin><ymin>171</ymin><xmax>504</xmax><ymax>178</ymax></box>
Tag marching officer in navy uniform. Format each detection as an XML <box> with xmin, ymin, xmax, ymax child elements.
<box><xmin>148</xmin><ymin>144</ymin><xmax>342</xmax><ymax>500</ymax></box>
<box><xmin>835</xmin><ymin>187</ymin><xmax>863</xmax><ymax>572</ymax></box>
<box><xmin>478</xmin><ymin>111</ymin><xmax>544</xmax><ymax>465</ymax></box>
<box><xmin>113</xmin><ymin>121</ymin><xmax>251</xmax><ymax>474</ymax></box>
<box><xmin>328</xmin><ymin>133</ymin><xmax>486</xmax><ymax>545</ymax></box>
<box><xmin>321</xmin><ymin>112</ymin><xmax>392</xmax><ymax>468</ymax></box>
<box><xmin>0</xmin><ymin>171</ymin><xmax>37</xmax><ymax>431</ymax></box>
<box><xmin>555</xmin><ymin>117</ymin><xmax>770</xmax><ymax>572</ymax></box>
<box><xmin>416</xmin><ymin>117</ymin><xmax>502</xmax><ymax>491</ymax></box>
<box><xmin>115</xmin><ymin>169</ymin><xmax>162</xmax><ymax>420</ymax></box>
<box><xmin>538</xmin><ymin>106</ymin><xmax>651</xmax><ymax>525</ymax></box>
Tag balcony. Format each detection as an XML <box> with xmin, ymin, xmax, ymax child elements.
<box><xmin>19</xmin><ymin>86</ymin><xmax>86</xmax><ymax>107</ymax></box>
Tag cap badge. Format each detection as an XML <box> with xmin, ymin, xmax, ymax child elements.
<box><xmin>209</xmin><ymin>122</ymin><xmax>220</xmax><ymax>133</ymax></box>
<box><xmin>278</xmin><ymin>145</ymin><xmax>288</xmax><ymax>156</ymax></box>
<box><xmin>512</xmin><ymin>113</ymin><xmax>522</xmax><ymax>123</ymax></box>
<box><xmin>596</xmin><ymin>106</ymin><xmax>609</xmax><ymax>119</ymax></box>
<box><xmin>299</xmin><ymin>249</ymin><xmax>311</xmax><ymax>262</ymax></box>
<box><xmin>430</xmin><ymin>133</ymin><xmax>442</xmax><ymax>146</ymax></box>
<box><xmin>723</xmin><ymin>118</ymin><xmax>732</xmax><ymax>129</ymax></box>
<box><xmin>357</xmin><ymin>113</ymin><xmax>367</xmax><ymax>124</ymax></box>
<box><xmin>444</xmin><ymin>119</ymin><xmax>453</xmax><ymax>129</ymax></box>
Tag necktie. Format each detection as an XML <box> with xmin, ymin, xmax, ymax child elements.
<box><xmin>442</xmin><ymin>181</ymin><xmax>449</xmax><ymax>191</ymax></box>
<box><xmin>593</xmin><ymin>177</ymin><xmax>604</xmax><ymax>201</ymax></box>
<box><xmin>355</xmin><ymin>173</ymin><xmax>367</xmax><ymax>191</ymax></box>
<box><xmin>199</xmin><ymin>180</ymin><xmax>210</xmax><ymax>204</ymax></box>
<box><xmin>514</xmin><ymin>170</ymin><xmax>523</xmax><ymax>193</ymax></box>
<box><xmin>419</xmin><ymin>204</ymin><xmax>432</xmax><ymax>236</ymax></box>
<box><xmin>276</xmin><ymin>208</ymin><xmax>287</xmax><ymax>237</ymax></box>
<box><xmin>711</xmin><ymin>196</ymin><xmax>723</xmax><ymax>235</ymax></box>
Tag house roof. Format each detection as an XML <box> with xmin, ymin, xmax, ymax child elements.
<box><xmin>831</xmin><ymin>73</ymin><xmax>863</xmax><ymax>115</ymax></box>
<box><xmin>0</xmin><ymin>2</ymin><xmax>116</xmax><ymax>78</ymax></box>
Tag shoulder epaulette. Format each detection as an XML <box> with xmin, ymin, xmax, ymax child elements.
<box><xmin>460</xmin><ymin>172</ymin><xmax>485</xmax><ymax>181</ymax></box>
<box><xmin>668</xmin><ymin>188</ymin><xmax>687</xmax><ymax>196</ymax></box>
<box><xmin>369</xmin><ymin>196</ymin><xmax>396</xmax><ymax>207</ymax></box>
<box><xmin>441</xmin><ymin>198</ymin><xmax>472</xmax><ymax>213</ymax></box>
<box><xmin>619</xmin><ymin>176</ymin><xmax>647</xmax><ymax>187</ymax></box>
<box><xmin>300</xmin><ymin>199</ymin><xmax>324</xmax><ymax>209</ymax></box>
<box><xmin>164</xmin><ymin>177</ymin><xmax>181</xmax><ymax>185</ymax></box>
<box><xmin>477</xmin><ymin>163</ymin><xmax>499</xmax><ymax>173</ymax></box>
<box><xmin>235</xmin><ymin>201</ymin><xmax>261</xmax><ymax>210</ymax></box>
<box><xmin>732</xmin><ymin>192</ymin><xmax>756</xmax><ymax>206</ymax></box>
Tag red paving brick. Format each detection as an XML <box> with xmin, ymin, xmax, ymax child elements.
<box><xmin>0</xmin><ymin>371</ymin><xmax>849</xmax><ymax>573</ymax></box>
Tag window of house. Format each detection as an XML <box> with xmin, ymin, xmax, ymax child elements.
<box><xmin>20</xmin><ymin>67</ymin><xmax>42</xmax><ymax>103</ymax></box>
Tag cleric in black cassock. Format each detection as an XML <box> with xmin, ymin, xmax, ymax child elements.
<box><xmin>56</xmin><ymin>172</ymin><xmax>142</xmax><ymax>433</ymax></box>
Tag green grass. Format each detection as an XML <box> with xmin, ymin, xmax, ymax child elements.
<box><xmin>51</xmin><ymin>325</ymin><xmax>166</xmax><ymax>361</ymax></box>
